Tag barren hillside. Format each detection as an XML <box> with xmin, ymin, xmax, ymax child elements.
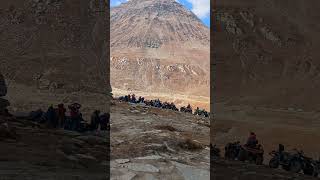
<box><xmin>214</xmin><ymin>0</ymin><xmax>320</xmax><ymax>110</ymax></box>
<box><xmin>0</xmin><ymin>0</ymin><xmax>111</xmax><ymax>112</ymax></box>
<box><xmin>110</xmin><ymin>0</ymin><xmax>210</xmax><ymax>110</ymax></box>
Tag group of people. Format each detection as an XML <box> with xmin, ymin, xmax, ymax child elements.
<box><xmin>194</xmin><ymin>107</ymin><xmax>210</xmax><ymax>118</ymax></box>
<box><xmin>118</xmin><ymin>94</ymin><xmax>145</xmax><ymax>104</ymax></box>
<box><xmin>119</xmin><ymin>94</ymin><xmax>179</xmax><ymax>111</ymax></box>
<box><xmin>28</xmin><ymin>103</ymin><xmax>110</xmax><ymax>132</ymax></box>
<box><xmin>180</xmin><ymin>104</ymin><xmax>193</xmax><ymax>114</ymax></box>
<box><xmin>118</xmin><ymin>94</ymin><xmax>209</xmax><ymax>118</ymax></box>
<box><xmin>145</xmin><ymin>99</ymin><xmax>179</xmax><ymax>111</ymax></box>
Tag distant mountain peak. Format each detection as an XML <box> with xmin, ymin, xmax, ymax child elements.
<box><xmin>110</xmin><ymin>0</ymin><xmax>210</xmax><ymax>109</ymax></box>
<box><xmin>110</xmin><ymin>0</ymin><xmax>209</xmax><ymax>49</ymax></box>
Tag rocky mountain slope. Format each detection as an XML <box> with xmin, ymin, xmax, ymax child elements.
<box><xmin>213</xmin><ymin>0</ymin><xmax>320</xmax><ymax>110</ymax></box>
<box><xmin>110</xmin><ymin>0</ymin><xmax>210</xmax><ymax>109</ymax></box>
<box><xmin>0</xmin><ymin>0</ymin><xmax>111</xmax><ymax>112</ymax></box>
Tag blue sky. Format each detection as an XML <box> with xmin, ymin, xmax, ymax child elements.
<box><xmin>110</xmin><ymin>0</ymin><xmax>210</xmax><ymax>27</ymax></box>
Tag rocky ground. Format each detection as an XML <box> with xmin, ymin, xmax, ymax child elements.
<box><xmin>110</xmin><ymin>100</ymin><xmax>210</xmax><ymax>179</ymax></box>
<box><xmin>1</xmin><ymin>93</ymin><xmax>319</xmax><ymax>179</ymax></box>
<box><xmin>0</xmin><ymin>115</ymin><xmax>108</xmax><ymax>180</ymax></box>
<box><xmin>212</xmin><ymin>159</ymin><xmax>318</xmax><ymax>180</ymax></box>
<box><xmin>111</xmin><ymin>100</ymin><xmax>317</xmax><ymax>180</ymax></box>
<box><xmin>0</xmin><ymin>76</ymin><xmax>109</xmax><ymax>179</ymax></box>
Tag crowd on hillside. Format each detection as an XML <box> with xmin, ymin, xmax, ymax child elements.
<box><xmin>28</xmin><ymin>103</ymin><xmax>110</xmax><ymax>132</ymax></box>
<box><xmin>118</xmin><ymin>94</ymin><xmax>210</xmax><ymax>118</ymax></box>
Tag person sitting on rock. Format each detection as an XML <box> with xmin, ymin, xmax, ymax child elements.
<box><xmin>90</xmin><ymin>110</ymin><xmax>100</xmax><ymax>131</ymax></box>
<box><xmin>68</xmin><ymin>103</ymin><xmax>81</xmax><ymax>131</ymax></box>
<box><xmin>184</xmin><ymin>104</ymin><xmax>192</xmax><ymax>114</ymax></box>
<box><xmin>118</xmin><ymin>96</ymin><xmax>124</xmax><ymax>101</ymax></box>
<box><xmin>131</xmin><ymin>94</ymin><xmax>136</xmax><ymax>103</ymax></box>
<box><xmin>99</xmin><ymin>112</ymin><xmax>110</xmax><ymax>131</ymax></box>
<box><xmin>204</xmin><ymin>111</ymin><xmax>209</xmax><ymax>117</ymax></box>
<box><xmin>124</xmin><ymin>95</ymin><xmax>129</xmax><ymax>102</ymax></box>
<box><xmin>246</xmin><ymin>132</ymin><xmax>258</xmax><ymax>148</ymax></box>
<box><xmin>194</xmin><ymin>107</ymin><xmax>200</xmax><ymax>115</ymax></box>
<box><xmin>127</xmin><ymin>94</ymin><xmax>131</xmax><ymax>102</ymax></box>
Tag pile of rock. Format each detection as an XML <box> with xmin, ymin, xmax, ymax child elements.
<box><xmin>0</xmin><ymin>72</ymin><xmax>10</xmax><ymax>114</ymax></box>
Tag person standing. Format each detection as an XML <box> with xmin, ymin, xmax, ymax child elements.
<box><xmin>57</xmin><ymin>104</ymin><xmax>66</xmax><ymax>128</ymax></box>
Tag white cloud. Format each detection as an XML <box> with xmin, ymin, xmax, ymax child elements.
<box><xmin>186</xmin><ymin>0</ymin><xmax>210</xmax><ymax>19</ymax></box>
<box><xmin>111</xmin><ymin>0</ymin><xmax>129</xmax><ymax>7</ymax></box>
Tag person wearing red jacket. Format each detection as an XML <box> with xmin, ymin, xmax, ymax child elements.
<box><xmin>246</xmin><ymin>132</ymin><xmax>258</xmax><ymax>148</ymax></box>
<box><xmin>68</xmin><ymin>103</ymin><xmax>81</xmax><ymax>131</ymax></box>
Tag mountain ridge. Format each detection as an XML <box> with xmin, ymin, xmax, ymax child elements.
<box><xmin>111</xmin><ymin>0</ymin><xmax>210</xmax><ymax>109</ymax></box>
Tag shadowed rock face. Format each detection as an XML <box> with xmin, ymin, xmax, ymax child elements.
<box><xmin>111</xmin><ymin>0</ymin><xmax>210</xmax><ymax>109</ymax></box>
<box><xmin>213</xmin><ymin>0</ymin><xmax>320</xmax><ymax>110</ymax></box>
<box><xmin>0</xmin><ymin>73</ymin><xmax>7</xmax><ymax>97</ymax></box>
<box><xmin>0</xmin><ymin>72</ymin><xmax>9</xmax><ymax>111</ymax></box>
<box><xmin>0</xmin><ymin>0</ymin><xmax>111</xmax><ymax>112</ymax></box>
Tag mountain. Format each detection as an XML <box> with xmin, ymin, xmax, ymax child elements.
<box><xmin>110</xmin><ymin>0</ymin><xmax>210</xmax><ymax>109</ymax></box>
<box><xmin>214</xmin><ymin>0</ymin><xmax>320</xmax><ymax>110</ymax></box>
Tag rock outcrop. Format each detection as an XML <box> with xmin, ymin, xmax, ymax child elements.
<box><xmin>0</xmin><ymin>73</ymin><xmax>7</xmax><ymax>97</ymax></box>
<box><xmin>0</xmin><ymin>73</ymin><xmax>9</xmax><ymax>113</ymax></box>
